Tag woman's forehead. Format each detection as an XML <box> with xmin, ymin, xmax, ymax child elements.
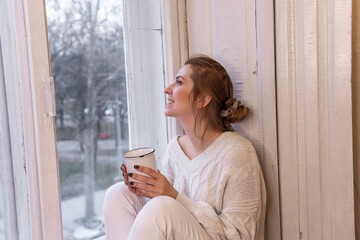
<box><xmin>176</xmin><ymin>65</ymin><xmax>193</xmax><ymax>79</ymax></box>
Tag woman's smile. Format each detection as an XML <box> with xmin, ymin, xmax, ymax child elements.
<box><xmin>167</xmin><ymin>98</ymin><xmax>175</xmax><ymax>104</ymax></box>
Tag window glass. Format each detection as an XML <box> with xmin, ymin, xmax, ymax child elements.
<box><xmin>45</xmin><ymin>0</ymin><xmax>127</xmax><ymax>239</ymax></box>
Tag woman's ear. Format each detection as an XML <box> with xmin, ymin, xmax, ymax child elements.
<box><xmin>196</xmin><ymin>94</ymin><xmax>212</xmax><ymax>109</ymax></box>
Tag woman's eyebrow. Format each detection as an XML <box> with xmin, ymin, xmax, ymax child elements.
<box><xmin>176</xmin><ymin>76</ymin><xmax>184</xmax><ymax>80</ymax></box>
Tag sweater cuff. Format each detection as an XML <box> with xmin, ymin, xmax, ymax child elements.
<box><xmin>176</xmin><ymin>193</ymin><xmax>196</xmax><ymax>211</ymax></box>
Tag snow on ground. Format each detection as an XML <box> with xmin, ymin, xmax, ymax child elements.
<box><xmin>61</xmin><ymin>189</ymin><xmax>107</xmax><ymax>239</ymax></box>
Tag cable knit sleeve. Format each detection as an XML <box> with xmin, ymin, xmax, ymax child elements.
<box><xmin>176</xmin><ymin>156</ymin><xmax>265</xmax><ymax>240</ymax></box>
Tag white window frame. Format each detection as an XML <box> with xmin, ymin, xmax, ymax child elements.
<box><xmin>0</xmin><ymin>0</ymin><xmax>183</xmax><ymax>239</ymax></box>
<box><xmin>0</xmin><ymin>0</ymin><xmax>62</xmax><ymax>239</ymax></box>
<box><xmin>161</xmin><ymin>0</ymin><xmax>188</xmax><ymax>138</ymax></box>
<box><xmin>0</xmin><ymin>36</ymin><xmax>19</xmax><ymax>240</ymax></box>
<box><xmin>122</xmin><ymin>0</ymin><xmax>169</xmax><ymax>165</ymax></box>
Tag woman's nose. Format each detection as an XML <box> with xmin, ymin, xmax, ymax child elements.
<box><xmin>164</xmin><ymin>83</ymin><xmax>173</xmax><ymax>95</ymax></box>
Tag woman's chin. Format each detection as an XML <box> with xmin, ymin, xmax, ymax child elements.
<box><xmin>164</xmin><ymin>109</ymin><xmax>175</xmax><ymax>117</ymax></box>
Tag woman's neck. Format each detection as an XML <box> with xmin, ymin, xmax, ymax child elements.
<box><xmin>178</xmin><ymin>117</ymin><xmax>223</xmax><ymax>158</ymax></box>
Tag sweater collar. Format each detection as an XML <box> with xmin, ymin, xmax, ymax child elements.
<box><xmin>169</xmin><ymin>131</ymin><xmax>232</xmax><ymax>172</ymax></box>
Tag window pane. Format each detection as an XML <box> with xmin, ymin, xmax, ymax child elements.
<box><xmin>45</xmin><ymin>0</ymin><xmax>127</xmax><ymax>239</ymax></box>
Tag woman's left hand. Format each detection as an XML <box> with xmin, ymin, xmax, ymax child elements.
<box><xmin>128</xmin><ymin>165</ymin><xmax>178</xmax><ymax>199</ymax></box>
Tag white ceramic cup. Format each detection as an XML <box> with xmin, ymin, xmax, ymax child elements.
<box><xmin>123</xmin><ymin>147</ymin><xmax>157</xmax><ymax>183</ymax></box>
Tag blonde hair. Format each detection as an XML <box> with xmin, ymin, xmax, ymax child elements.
<box><xmin>185</xmin><ymin>55</ymin><xmax>250</xmax><ymax>135</ymax></box>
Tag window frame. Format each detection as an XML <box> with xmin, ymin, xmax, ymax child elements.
<box><xmin>161</xmin><ymin>0</ymin><xmax>188</xmax><ymax>138</ymax></box>
<box><xmin>0</xmin><ymin>0</ymin><xmax>62</xmax><ymax>239</ymax></box>
<box><xmin>0</xmin><ymin>36</ymin><xmax>19</xmax><ymax>240</ymax></box>
<box><xmin>122</xmin><ymin>0</ymin><xmax>170</xmax><ymax>163</ymax></box>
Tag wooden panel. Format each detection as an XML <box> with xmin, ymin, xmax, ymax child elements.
<box><xmin>187</xmin><ymin>0</ymin><xmax>213</xmax><ymax>55</ymax></box>
<box><xmin>276</xmin><ymin>0</ymin><xmax>354</xmax><ymax>239</ymax></box>
<box><xmin>186</xmin><ymin>0</ymin><xmax>281</xmax><ymax>239</ymax></box>
<box><xmin>353</xmin><ymin>0</ymin><xmax>360</xmax><ymax>238</ymax></box>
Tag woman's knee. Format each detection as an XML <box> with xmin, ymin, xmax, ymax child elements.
<box><xmin>103</xmin><ymin>182</ymin><xmax>128</xmax><ymax>212</ymax></box>
<box><xmin>138</xmin><ymin>196</ymin><xmax>180</xmax><ymax>218</ymax></box>
<box><xmin>129</xmin><ymin>196</ymin><xmax>192</xmax><ymax>239</ymax></box>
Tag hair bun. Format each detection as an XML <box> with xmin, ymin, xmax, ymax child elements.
<box><xmin>221</xmin><ymin>98</ymin><xmax>251</xmax><ymax>125</ymax></box>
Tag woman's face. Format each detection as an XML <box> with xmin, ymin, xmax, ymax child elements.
<box><xmin>164</xmin><ymin>64</ymin><xmax>195</xmax><ymax>119</ymax></box>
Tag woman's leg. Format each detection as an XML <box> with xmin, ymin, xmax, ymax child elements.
<box><xmin>103</xmin><ymin>182</ymin><xmax>148</xmax><ymax>240</ymax></box>
<box><xmin>127</xmin><ymin>196</ymin><xmax>212</xmax><ymax>240</ymax></box>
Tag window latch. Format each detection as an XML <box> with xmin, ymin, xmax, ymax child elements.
<box><xmin>44</xmin><ymin>76</ymin><xmax>56</xmax><ymax>117</ymax></box>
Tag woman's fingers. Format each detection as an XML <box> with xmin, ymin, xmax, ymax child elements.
<box><xmin>128</xmin><ymin>172</ymin><xmax>156</xmax><ymax>185</ymax></box>
<box><xmin>129</xmin><ymin>185</ymin><xmax>151</xmax><ymax>198</ymax></box>
<box><xmin>129</xmin><ymin>180</ymin><xmax>167</xmax><ymax>196</ymax></box>
<box><xmin>121</xmin><ymin>164</ymin><xmax>130</xmax><ymax>185</ymax></box>
<box><xmin>123</xmin><ymin>164</ymin><xmax>149</xmax><ymax>197</ymax></box>
<box><xmin>133</xmin><ymin>165</ymin><xmax>159</xmax><ymax>178</ymax></box>
<box><xmin>137</xmin><ymin>189</ymin><xmax>153</xmax><ymax>198</ymax></box>
<box><xmin>120</xmin><ymin>164</ymin><xmax>157</xmax><ymax>198</ymax></box>
<box><xmin>129</xmin><ymin>181</ymin><xmax>156</xmax><ymax>193</ymax></box>
<box><xmin>127</xmin><ymin>165</ymin><xmax>178</xmax><ymax>199</ymax></box>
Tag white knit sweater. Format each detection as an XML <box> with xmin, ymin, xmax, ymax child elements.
<box><xmin>162</xmin><ymin>131</ymin><xmax>266</xmax><ymax>240</ymax></box>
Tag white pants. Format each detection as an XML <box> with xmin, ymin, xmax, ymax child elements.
<box><xmin>103</xmin><ymin>182</ymin><xmax>212</xmax><ymax>240</ymax></box>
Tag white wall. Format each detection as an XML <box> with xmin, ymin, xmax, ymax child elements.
<box><xmin>275</xmin><ymin>0</ymin><xmax>354</xmax><ymax>239</ymax></box>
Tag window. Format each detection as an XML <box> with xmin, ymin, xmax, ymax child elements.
<box><xmin>0</xmin><ymin>0</ymin><xmax>183</xmax><ymax>238</ymax></box>
<box><xmin>45</xmin><ymin>0</ymin><xmax>170</xmax><ymax>239</ymax></box>
<box><xmin>46</xmin><ymin>0</ymin><xmax>128</xmax><ymax>238</ymax></box>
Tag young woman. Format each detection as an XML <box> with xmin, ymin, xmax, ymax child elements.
<box><xmin>103</xmin><ymin>55</ymin><xmax>266</xmax><ymax>240</ymax></box>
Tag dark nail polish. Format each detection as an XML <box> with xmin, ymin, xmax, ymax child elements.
<box><xmin>129</xmin><ymin>181</ymin><xmax>134</xmax><ymax>185</ymax></box>
<box><xmin>128</xmin><ymin>173</ymin><xmax>133</xmax><ymax>177</ymax></box>
<box><xmin>134</xmin><ymin>165</ymin><xmax>139</xmax><ymax>169</ymax></box>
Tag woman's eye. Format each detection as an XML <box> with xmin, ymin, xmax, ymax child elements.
<box><xmin>176</xmin><ymin>79</ymin><xmax>183</xmax><ymax>85</ymax></box>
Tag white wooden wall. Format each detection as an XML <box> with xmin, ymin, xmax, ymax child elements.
<box><xmin>276</xmin><ymin>0</ymin><xmax>354</xmax><ymax>239</ymax></box>
<box><xmin>183</xmin><ymin>0</ymin><xmax>355</xmax><ymax>239</ymax></box>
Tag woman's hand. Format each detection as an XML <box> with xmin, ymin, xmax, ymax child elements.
<box><xmin>120</xmin><ymin>164</ymin><xmax>149</xmax><ymax>197</ymax></box>
<box><xmin>126</xmin><ymin>165</ymin><xmax>178</xmax><ymax>199</ymax></box>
